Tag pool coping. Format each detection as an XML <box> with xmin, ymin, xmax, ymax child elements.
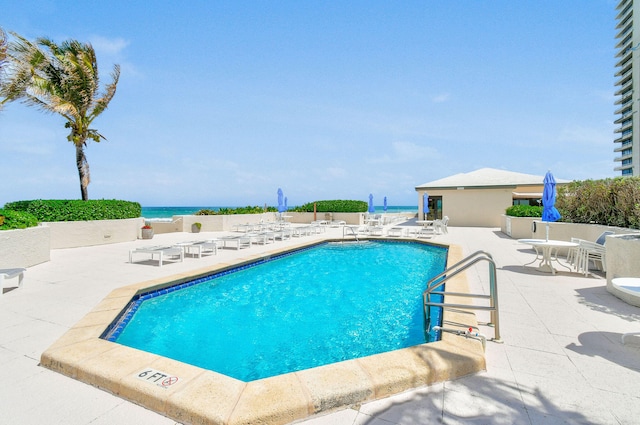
<box><xmin>40</xmin><ymin>238</ymin><xmax>486</xmax><ymax>425</ymax></box>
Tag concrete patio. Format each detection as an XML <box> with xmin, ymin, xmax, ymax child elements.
<box><xmin>1</xmin><ymin>226</ymin><xmax>639</xmax><ymax>424</ymax></box>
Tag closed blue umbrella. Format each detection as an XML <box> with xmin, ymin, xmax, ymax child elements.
<box><xmin>542</xmin><ymin>171</ymin><xmax>561</xmax><ymax>240</ymax></box>
<box><xmin>423</xmin><ymin>192</ymin><xmax>429</xmax><ymax>220</ymax></box>
<box><xmin>383</xmin><ymin>196</ymin><xmax>388</xmax><ymax>212</ymax></box>
<box><xmin>284</xmin><ymin>197</ymin><xmax>288</xmax><ymax>211</ymax></box>
<box><xmin>277</xmin><ymin>188</ymin><xmax>284</xmax><ymax>213</ymax></box>
<box><xmin>368</xmin><ymin>194</ymin><xmax>375</xmax><ymax>213</ymax></box>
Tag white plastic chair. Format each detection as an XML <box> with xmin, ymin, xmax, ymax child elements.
<box><xmin>576</xmin><ymin>240</ymin><xmax>607</xmax><ymax>276</ymax></box>
<box><xmin>0</xmin><ymin>268</ymin><xmax>26</xmax><ymax>295</ymax></box>
<box><xmin>572</xmin><ymin>231</ymin><xmax>613</xmax><ymax>276</ymax></box>
<box><xmin>566</xmin><ymin>237</ymin><xmax>581</xmax><ymax>267</ymax></box>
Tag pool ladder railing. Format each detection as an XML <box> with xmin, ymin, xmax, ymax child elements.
<box><xmin>423</xmin><ymin>250</ymin><xmax>502</xmax><ymax>346</ymax></box>
<box><xmin>342</xmin><ymin>225</ymin><xmax>359</xmax><ymax>242</ymax></box>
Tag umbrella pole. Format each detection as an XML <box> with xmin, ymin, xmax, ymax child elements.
<box><xmin>546</xmin><ymin>223</ymin><xmax>549</xmax><ymax>241</ymax></box>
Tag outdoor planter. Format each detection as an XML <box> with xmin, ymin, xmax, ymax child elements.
<box><xmin>607</xmin><ymin>233</ymin><xmax>640</xmax><ymax>307</ymax></box>
<box><xmin>191</xmin><ymin>222</ymin><xmax>202</xmax><ymax>233</ymax></box>
<box><xmin>141</xmin><ymin>227</ymin><xmax>154</xmax><ymax>239</ymax></box>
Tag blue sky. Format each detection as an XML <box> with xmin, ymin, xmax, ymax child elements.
<box><xmin>1</xmin><ymin>1</ymin><xmax>618</xmax><ymax>207</ymax></box>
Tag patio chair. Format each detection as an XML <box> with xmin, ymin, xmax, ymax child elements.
<box><xmin>575</xmin><ymin>240</ymin><xmax>607</xmax><ymax>276</ymax></box>
<box><xmin>432</xmin><ymin>216</ymin><xmax>449</xmax><ymax>234</ymax></box>
<box><xmin>573</xmin><ymin>231</ymin><xmax>614</xmax><ymax>276</ymax></box>
<box><xmin>129</xmin><ymin>246</ymin><xmax>184</xmax><ymax>267</ymax></box>
<box><xmin>0</xmin><ymin>268</ymin><xmax>26</xmax><ymax>295</ymax></box>
<box><xmin>219</xmin><ymin>235</ymin><xmax>252</xmax><ymax>249</ymax></box>
<box><xmin>177</xmin><ymin>240</ymin><xmax>218</xmax><ymax>258</ymax></box>
<box><xmin>387</xmin><ymin>227</ymin><xmax>404</xmax><ymax>237</ymax></box>
<box><xmin>368</xmin><ymin>226</ymin><xmax>384</xmax><ymax>236</ymax></box>
<box><xmin>566</xmin><ymin>237</ymin><xmax>581</xmax><ymax>267</ymax></box>
<box><xmin>416</xmin><ymin>226</ymin><xmax>434</xmax><ymax>238</ymax></box>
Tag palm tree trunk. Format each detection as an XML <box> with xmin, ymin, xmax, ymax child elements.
<box><xmin>75</xmin><ymin>143</ymin><xmax>90</xmax><ymax>201</ymax></box>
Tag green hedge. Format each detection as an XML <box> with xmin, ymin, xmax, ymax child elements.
<box><xmin>0</xmin><ymin>209</ymin><xmax>39</xmax><ymax>230</ymax></box>
<box><xmin>196</xmin><ymin>206</ymin><xmax>278</xmax><ymax>215</ymax></box>
<box><xmin>505</xmin><ymin>205</ymin><xmax>542</xmax><ymax>218</ymax></box>
<box><xmin>504</xmin><ymin>177</ymin><xmax>640</xmax><ymax>230</ymax></box>
<box><xmin>3</xmin><ymin>199</ymin><xmax>141</xmax><ymax>222</ymax></box>
<box><xmin>556</xmin><ymin>177</ymin><xmax>640</xmax><ymax>229</ymax></box>
<box><xmin>292</xmin><ymin>200</ymin><xmax>368</xmax><ymax>213</ymax></box>
<box><xmin>195</xmin><ymin>200</ymin><xmax>367</xmax><ymax>215</ymax></box>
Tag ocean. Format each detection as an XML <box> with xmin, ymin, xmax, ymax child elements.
<box><xmin>141</xmin><ymin>206</ymin><xmax>418</xmax><ymax>220</ymax></box>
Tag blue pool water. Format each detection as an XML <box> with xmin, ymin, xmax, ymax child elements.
<box><xmin>108</xmin><ymin>241</ymin><xmax>447</xmax><ymax>381</ymax></box>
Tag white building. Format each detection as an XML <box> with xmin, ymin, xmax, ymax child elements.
<box><xmin>614</xmin><ymin>0</ymin><xmax>637</xmax><ymax>176</ymax></box>
<box><xmin>415</xmin><ymin>168</ymin><xmax>568</xmax><ymax>228</ymax></box>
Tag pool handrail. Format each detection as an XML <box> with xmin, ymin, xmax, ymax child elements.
<box><xmin>342</xmin><ymin>225</ymin><xmax>359</xmax><ymax>242</ymax></box>
<box><xmin>423</xmin><ymin>250</ymin><xmax>501</xmax><ymax>343</ymax></box>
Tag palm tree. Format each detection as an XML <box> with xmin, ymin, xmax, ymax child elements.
<box><xmin>0</xmin><ymin>28</ymin><xmax>8</xmax><ymax>112</ymax></box>
<box><xmin>1</xmin><ymin>32</ymin><xmax>120</xmax><ymax>200</ymax></box>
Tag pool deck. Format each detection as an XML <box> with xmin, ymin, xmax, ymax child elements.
<box><xmin>1</xmin><ymin>226</ymin><xmax>639</xmax><ymax>424</ymax></box>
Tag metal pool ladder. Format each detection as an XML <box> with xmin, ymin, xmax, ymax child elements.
<box><xmin>423</xmin><ymin>250</ymin><xmax>502</xmax><ymax>345</ymax></box>
<box><xmin>342</xmin><ymin>225</ymin><xmax>359</xmax><ymax>242</ymax></box>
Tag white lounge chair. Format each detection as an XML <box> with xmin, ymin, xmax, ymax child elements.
<box><xmin>0</xmin><ymin>268</ymin><xmax>26</xmax><ymax>295</ymax></box>
<box><xmin>273</xmin><ymin>228</ymin><xmax>292</xmax><ymax>241</ymax></box>
<box><xmin>292</xmin><ymin>226</ymin><xmax>313</xmax><ymax>237</ymax></box>
<box><xmin>368</xmin><ymin>226</ymin><xmax>384</xmax><ymax>236</ymax></box>
<box><xmin>387</xmin><ymin>227</ymin><xmax>404</xmax><ymax>237</ymax></box>
<box><xmin>416</xmin><ymin>226</ymin><xmax>434</xmax><ymax>238</ymax></box>
<box><xmin>129</xmin><ymin>246</ymin><xmax>184</xmax><ymax>267</ymax></box>
<box><xmin>176</xmin><ymin>240</ymin><xmax>218</xmax><ymax>258</ymax></box>
<box><xmin>246</xmin><ymin>232</ymin><xmax>274</xmax><ymax>245</ymax></box>
<box><xmin>220</xmin><ymin>235</ymin><xmax>252</xmax><ymax>250</ymax></box>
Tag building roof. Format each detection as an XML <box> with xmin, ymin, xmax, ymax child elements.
<box><xmin>415</xmin><ymin>168</ymin><xmax>569</xmax><ymax>190</ymax></box>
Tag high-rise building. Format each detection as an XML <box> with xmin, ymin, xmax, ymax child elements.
<box><xmin>614</xmin><ymin>0</ymin><xmax>636</xmax><ymax>176</ymax></box>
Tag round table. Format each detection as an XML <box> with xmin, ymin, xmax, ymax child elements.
<box><xmin>518</xmin><ymin>239</ymin><xmax>579</xmax><ymax>275</ymax></box>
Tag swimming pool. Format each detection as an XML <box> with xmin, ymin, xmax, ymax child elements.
<box><xmin>42</xmin><ymin>237</ymin><xmax>485</xmax><ymax>425</ymax></box>
<box><xmin>105</xmin><ymin>241</ymin><xmax>447</xmax><ymax>381</ymax></box>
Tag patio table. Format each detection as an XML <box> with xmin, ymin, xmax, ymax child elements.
<box><xmin>518</xmin><ymin>239</ymin><xmax>578</xmax><ymax>275</ymax></box>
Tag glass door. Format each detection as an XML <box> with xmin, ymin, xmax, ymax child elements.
<box><xmin>427</xmin><ymin>196</ymin><xmax>442</xmax><ymax>220</ymax></box>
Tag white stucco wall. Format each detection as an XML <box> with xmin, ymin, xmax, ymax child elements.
<box><xmin>420</xmin><ymin>188</ymin><xmax>514</xmax><ymax>227</ymax></box>
<box><xmin>45</xmin><ymin>218</ymin><xmax>143</xmax><ymax>249</ymax></box>
<box><xmin>0</xmin><ymin>225</ymin><xmax>51</xmax><ymax>268</ymax></box>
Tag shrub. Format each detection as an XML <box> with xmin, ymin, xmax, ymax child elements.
<box><xmin>0</xmin><ymin>209</ymin><xmax>39</xmax><ymax>230</ymax></box>
<box><xmin>505</xmin><ymin>205</ymin><xmax>542</xmax><ymax>218</ymax></box>
<box><xmin>556</xmin><ymin>177</ymin><xmax>640</xmax><ymax>229</ymax></box>
<box><xmin>196</xmin><ymin>206</ymin><xmax>277</xmax><ymax>215</ymax></box>
<box><xmin>292</xmin><ymin>200</ymin><xmax>368</xmax><ymax>213</ymax></box>
<box><xmin>3</xmin><ymin>199</ymin><xmax>141</xmax><ymax>221</ymax></box>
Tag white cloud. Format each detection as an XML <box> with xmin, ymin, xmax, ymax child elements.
<box><xmin>367</xmin><ymin>141</ymin><xmax>441</xmax><ymax>164</ymax></box>
<box><xmin>89</xmin><ymin>35</ymin><xmax>142</xmax><ymax>78</ymax></box>
<box><xmin>556</xmin><ymin>123</ymin><xmax>614</xmax><ymax>146</ymax></box>
<box><xmin>89</xmin><ymin>36</ymin><xmax>129</xmax><ymax>56</ymax></box>
<box><xmin>319</xmin><ymin>167</ymin><xmax>348</xmax><ymax>181</ymax></box>
<box><xmin>431</xmin><ymin>93</ymin><xmax>451</xmax><ymax>103</ymax></box>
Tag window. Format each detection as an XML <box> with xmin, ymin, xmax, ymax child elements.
<box><xmin>512</xmin><ymin>198</ymin><xmax>541</xmax><ymax>207</ymax></box>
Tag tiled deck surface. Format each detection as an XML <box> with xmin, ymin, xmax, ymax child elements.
<box><xmin>1</xmin><ymin>226</ymin><xmax>639</xmax><ymax>424</ymax></box>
